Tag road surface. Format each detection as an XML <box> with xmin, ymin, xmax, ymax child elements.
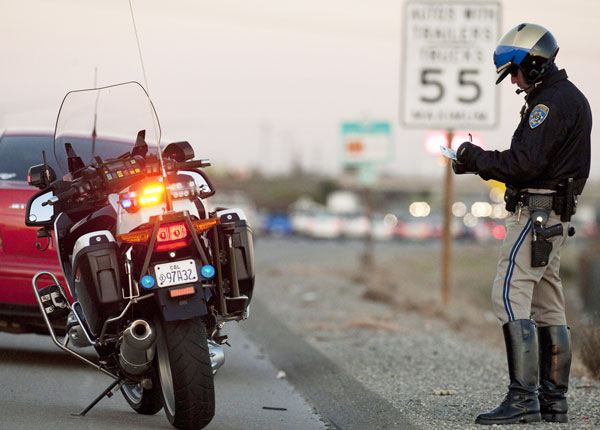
<box><xmin>0</xmin><ymin>323</ymin><xmax>325</xmax><ymax>430</ymax></box>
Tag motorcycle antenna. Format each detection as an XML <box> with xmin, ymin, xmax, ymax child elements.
<box><xmin>128</xmin><ymin>1</ymin><xmax>165</xmax><ymax>179</ymax></box>
<box><xmin>128</xmin><ymin>0</ymin><xmax>151</xmax><ymax>96</ymax></box>
<box><xmin>91</xmin><ymin>67</ymin><xmax>99</xmax><ymax>156</ymax></box>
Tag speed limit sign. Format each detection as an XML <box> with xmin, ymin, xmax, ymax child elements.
<box><xmin>401</xmin><ymin>1</ymin><xmax>501</xmax><ymax>129</ymax></box>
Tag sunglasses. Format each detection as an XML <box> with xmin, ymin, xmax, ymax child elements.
<box><xmin>508</xmin><ymin>65</ymin><xmax>520</xmax><ymax>77</ymax></box>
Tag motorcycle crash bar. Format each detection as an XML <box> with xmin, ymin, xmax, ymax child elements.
<box><xmin>32</xmin><ymin>271</ymin><xmax>119</xmax><ymax>381</ymax></box>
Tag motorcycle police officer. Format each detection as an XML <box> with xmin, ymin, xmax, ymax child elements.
<box><xmin>453</xmin><ymin>23</ymin><xmax>592</xmax><ymax>425</ymax></box>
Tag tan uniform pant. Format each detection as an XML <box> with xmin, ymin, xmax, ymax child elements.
<box><xmin>491</xmin><ymin>207</ymin><xmax>569</xmax><ymax>326</ymax></box>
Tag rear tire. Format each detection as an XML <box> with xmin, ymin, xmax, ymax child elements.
<box><xmin>121</xmin><ymin>369</ymin><xmax>163</xmax><ymax>415</ymax></box>
<box><xmin>155</xmin><ymin>316</ymin><xmax>215</xmax><ymax>429</ymax></box>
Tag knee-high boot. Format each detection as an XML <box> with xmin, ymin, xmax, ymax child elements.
<box><xmin>538</xmin><ymin>325</ymin><xmax>571</xmax><ymax>423</ymax></box>
<box><xmin>475</xmin><ymin>319</ymin><xmax>541</xmax><ymax>425</ymax></box>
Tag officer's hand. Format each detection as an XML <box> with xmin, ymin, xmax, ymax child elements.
<box><xmin>451</xmin><ymin>142</ymin><xmax>480</xmax><ymax>175</ymax></box>
<box><xmin>452</xmin><ymin>159</ymin><xmax>466</xmax><ymax>174</ymax></box>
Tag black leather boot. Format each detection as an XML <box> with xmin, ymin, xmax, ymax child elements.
<box><xmin>538</xmin><ymin>325</ymin><xmax>571</xmax><ymax>423</ymax></box>
<box><xmin>476</xmin><ymin>319</ymin><xmax>541</xmax><ymax>425</ymax></box>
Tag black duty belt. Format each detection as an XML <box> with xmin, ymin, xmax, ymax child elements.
<box><xmin>518</xmin><ymin>193</ymin><xmax>554</xmax><ymax>210</ymax></box>
<box><xmin>505</xmin><ymin>178</ymin><xmax>581</xmax><ymax>222</ymax></box>
<box><xmin>517</xmin><ymin>192</ymin><xmax>577</xmax><ymax>222</ymax></box>
<box><xmin>525</xmin><ymin>177</ymin><xmax>587</xmax><ymax>196</ymax></box>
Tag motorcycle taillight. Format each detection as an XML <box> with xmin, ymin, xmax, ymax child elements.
<box><xmin>117</xmin><ymin>218</ymin><xmax>219</xmax><ymax>246</ymax></box>
<box><xmin>155</xmin><ymin>221</ymin><xmax>189</xmax><ymax>251</ymax></box>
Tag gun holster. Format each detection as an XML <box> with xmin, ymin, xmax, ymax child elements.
<box><xmin>530</xmin><ymin>209</ymin><xmax>563</xmax><ymax>268</ymax></box>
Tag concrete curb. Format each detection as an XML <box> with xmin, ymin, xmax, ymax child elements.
<box><xmin>242</xmin><ymin>299</ymin><xmax>417</xmax><ymax>430</ymax></box>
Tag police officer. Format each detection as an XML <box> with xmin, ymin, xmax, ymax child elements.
<box><xmin>453</xmin><ymin>23</ymin><xmax>592</xmax><ymax>425</ymax></box>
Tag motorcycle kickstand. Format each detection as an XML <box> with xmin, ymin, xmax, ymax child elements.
<box><xmin>72</xmin><ymin>378</ymin><xmax>124</xmax><ymax>417</ymax></box>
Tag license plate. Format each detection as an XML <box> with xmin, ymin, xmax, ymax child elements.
<box><xmin>154</xmin><ymin>259</ymin><xmax>198</xmax><ymax>288</ymax></box>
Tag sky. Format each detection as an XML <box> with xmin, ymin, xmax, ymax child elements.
<box><xmin>1</xmin><ymin>0</ymin><xmax>599</xmax><ymax>178</ymax></box>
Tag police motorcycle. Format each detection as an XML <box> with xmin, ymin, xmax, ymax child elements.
<box><xmin>25</xmin><ymin>82</ymin><xmax>254</xmax><ymax>429</ymax></box>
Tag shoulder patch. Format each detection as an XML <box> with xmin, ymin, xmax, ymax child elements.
<box><xmin>529</xmin><ymin>104</ymin><xmax>549</xmax><ymax>129</ymax></box>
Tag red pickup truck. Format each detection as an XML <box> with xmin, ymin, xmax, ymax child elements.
<box><xmin>0</xmin><ymin>131</ymin><xmax>66</xmax><ymax>334</ymax></box>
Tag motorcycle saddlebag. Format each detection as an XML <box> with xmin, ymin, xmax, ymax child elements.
<box><xmin>72</xmin><ymin>231</ymin><xmax>123</xmax><ymax>335</ymax></box>
<box><xmin>217</xmin><ymin>210</ymin><xmax>255</xmax><ymax>301</ymax></box>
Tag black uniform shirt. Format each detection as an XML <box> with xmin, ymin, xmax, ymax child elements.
<box><xmin>473</xmin><ymin>68</ymin><xmax>592</xmax><ymax>193</ymax></box>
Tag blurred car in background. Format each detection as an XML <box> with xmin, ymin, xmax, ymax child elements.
<box><xmin>339</xmin><ymin>212</ymin><xmax>395</xmax><ymax>240</ymax></box>
<box><xmin>304</xmin><ymin>211</ymin><xmax>343</xmax><ymax>239</ymax></box>
<box><xmin>0</xmin><ymin>131</ymin><xmax>66</xmax><ymax>334</ymax></box>
<box><xmin>261</xmin><ymin>212</ymin><xmax>293</xmax><ymax>237</ymax></box>
<box><xmin>290</xmin><ymin>209</ymin><xmax>313</xmax><ymax>236</ymax></box>
<box><xmin>372</xmin><ymin>214</ymin><xmax>395</xmax><ymax>241</ymax></box>
<box><xmin>394</xmin><ymin>215</ymin><xmax>441</xmax><ymax>241</ymax></box>
<box><xmin>340</xmin><ymin>213</ymin><xmax>370</xmax><ymax>239</ymax></box>
<box><xmin>289</xmin><ymin>197</ymin><xmax>323</xmax><ymax>237</ymax></box>
<box><xmin>471</xmin><ymin>220</ymin><xmax>506</xmax><ymax>243</ymax></box>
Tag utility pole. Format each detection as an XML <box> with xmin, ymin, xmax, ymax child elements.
<box><xmin>441</xmin><ymin>130</ymin><xmax>454</xmax><ymax>305</ymax></box>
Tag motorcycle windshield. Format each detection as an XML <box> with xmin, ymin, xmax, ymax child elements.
<box><xmin>53</xmin><ymin>81</ymin><xmax>162</xmax><ymax>178</ymax></box>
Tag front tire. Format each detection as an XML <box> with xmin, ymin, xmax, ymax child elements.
<box><xmin>155</xmin><ymin>316</ymin><xmax>215</xmax><ymax>429</ymax></box>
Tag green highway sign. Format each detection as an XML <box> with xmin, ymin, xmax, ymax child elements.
<box><xmin>340</xmin><ymin>120</ymin><xmax>393</xmax><ymax>166</ymax></box>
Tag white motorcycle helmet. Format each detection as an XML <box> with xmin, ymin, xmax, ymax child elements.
<box><xmin>494</xmin><ymin>23</ymin><xmax>559</xmax><ymax>84</ymax></box>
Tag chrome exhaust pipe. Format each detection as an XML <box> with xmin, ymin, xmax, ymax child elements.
<box><xmin>208</xmin><ymin>339</ymin><xmax>225</xmax><ymax>374</ymax></box>
<box><xmin>119</xmin><ymin>319</ymin><xmax>156</xmax><ymax>375</ymax></box>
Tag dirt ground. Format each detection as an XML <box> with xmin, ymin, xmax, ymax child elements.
<box><xmin>361</xmin><ymin>240</ymin><xmax>595</xmax><ymax>378</ymax></box>
<box><xmin>262</xmin><ymin>238</ymin><xmax>598</xmax><ymax>379</ymax></box>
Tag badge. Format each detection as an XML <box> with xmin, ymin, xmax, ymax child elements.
<box><xmin>529</xmin><ymin>104</ymin><xmax>549</xmax><ymax>129</ymax></box>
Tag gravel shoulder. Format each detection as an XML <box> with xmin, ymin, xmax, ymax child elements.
<box><xmin>253</xmin><ymin>238</ymin><xmax>600</xmax><ymax>429</ymax></box>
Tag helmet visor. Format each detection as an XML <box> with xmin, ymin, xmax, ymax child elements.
<box><xmin>495</xmin><ymin>63</ymin><xmax>521</xmax><ymax>84</ymax></box>
<box><xmin>494</xmin><ymin>45</ymin><xmax>528</xmax><ymax>84</ymax></box>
